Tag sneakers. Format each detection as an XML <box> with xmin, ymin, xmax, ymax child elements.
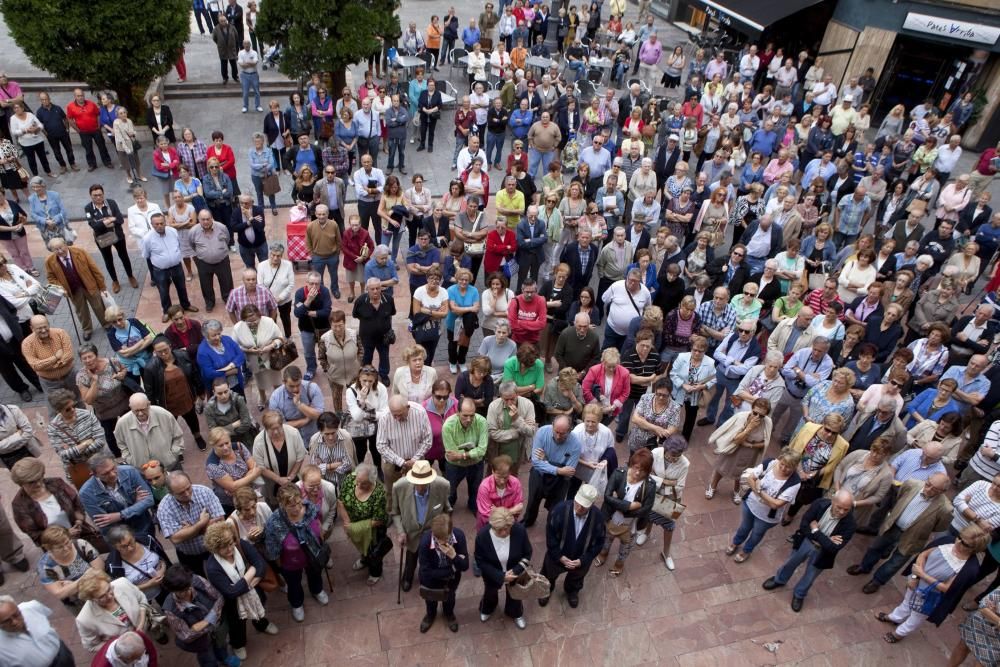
<box><xmin>459</xmin><ymin>363</ymin><xmax>468</xmax><ymax>372</ymax></box>
<box><xmin>262</xmin><ymin>622</ymin><xmax>279</xmax><ymax>635</ymax></box>
<box><xmin>480</xmin><ymin>611</ymin><xmax>491</xmax><ymax>623</ymax></box>
<box><xmin>704</xmin><ymin>487</ymin><xmax>715</xmax><ymax>499</ymax></box>
<box><xmin>304</xmin><ymin>371</ymin><xmax>314</xmax><ymax>381</ymax></box>
<box><xmin>291</xmin><ymin>606</ymin><xmax>305</xmax><ymax>622</ymax></box>
<box><xmin>662</xmin><ymin>553</ymin><xmax>675</xmax><ymax>571</ymax></box>
<box><xmin>315</xmin><ymin>590</ymin><xmax>329</xmax><ymax>605</ymax></box>
<box><xmin>242</xmin><ymin>107</ymin><xmax>248</xmax><ymax>113</ymax></box>
<box><xmin>635</xmin><ymin>531</ymin><xmax>648</xmax><ymax>547</ymax></box>
<box><xmin>514</xmin><ymin>616</ymin><xmax>527</xmax><ymax>629</ymax></box>
<box><xmin>352</xmin><ymin>558</ymin><xmax>366</xmax><ymax>571</ymax></box>
<box><xmin>732</xmin><ymin>492</ymin><xmax>742</xmax><ymax>505</ymax></box>
<box><xmin>233</xmin><ymin>647</ymin><xmax>247</xmax><ymax>660</ymax></box>
<box><xmin>256</xmin><ymin>106</ymin><xmax>264</xmax><ymax>112</ymax></box>
<box><xmin>449</xmin><ymin>363</ymin><xmax>459</xmax><ymax>373</ymax></box>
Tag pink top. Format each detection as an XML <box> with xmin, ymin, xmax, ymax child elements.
<box><xmin>476</xmin><ymin>474</ymin><xmax>524</xmax><ymax>530</ymax></box>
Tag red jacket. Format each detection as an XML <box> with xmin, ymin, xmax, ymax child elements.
<box><xmin>342</xmin><ymin>227</ymin><xmax>374</xmax><ymax>271</ymax></box>
<box><xmin>207</xmin><ymin>143</ymin><xmax>237</xmax><ymax>181</ymax></box>
<box><xmin>152</xmin><ymin>146</ymin><xmax>181</xmax><ymax>180</ymax></box>
<box><xmin>581</xmin><ymin>363</ymin><xmax>632</xmax><ymax>416</ymax></box>
<box><xmin>507</xmin><ymin>293</ymin><xmax>547</xmax><ymax>344</ymax></box>
<box><xmin>91</xmin><ymin>630</ymin><xmax>158</xmax><ymax>667</ymax></box>
<box><xmin>484</xmin><ymin>228</ymin><xmax>517</xmax><ymax>274</ymax></box>
<box><xmin>976</xmin><ymin>148</ymin><xmax>998</xmax><ymax>177</ymax></box>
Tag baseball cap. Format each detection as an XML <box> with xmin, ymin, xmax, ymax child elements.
<box><xmin>668</xmin><ymin>134</ymin><xmax>680</xmax><ymax>142</ymax></box>
<box><xmin>575</xmin><ymin>483</ymin><xmax>598</xmax><ymax>508</ymax></box>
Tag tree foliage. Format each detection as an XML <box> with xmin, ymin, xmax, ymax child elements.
<box><xmin>256</xmin><ymin>0</ymin><xmax>400</xmax><ymax>86</ymax></box>
<box><xmin>0</xmin><ymin>0</ymin><xmax>190</xmax><ymax>112</ymax></box>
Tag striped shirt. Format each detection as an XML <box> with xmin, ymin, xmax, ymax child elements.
<box><xmin>623</xmin><ymin>349</ymin><xmax>661</xmax><ymax>400</ymax></box>
<box><xmin>896</xmin><ymin>491</ymin><xmax>933</xmax><ymax>530</ymax></box>
<box><xmin>970</xmin><ymin>421</ymin><xmax>1000</xmax><ymax>480</ymax></box>
<box><xmin>952</xmin><ymin>480</ymin><xmax>1000</xmax><ymax>532</ymax></box>
<box><xmin>157</xmin><ymin>484</ymin><xmax>225</xmax><ymax>555</ymax></box>
<box><xmin>891</xmin><ymin>448</ymin><xmax>947</xmax><ymax>484</ymax></box>
<box><xmin>375</xmin><ymin>402</ymin><xmax>432</xmax><ymax>466</ymax></box>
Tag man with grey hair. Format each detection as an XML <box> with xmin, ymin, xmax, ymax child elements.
<box><xmin>554</xmin><ymin>313</ymin><xmax>601</xmax><ymax>373</ymax></box>
<box><xmin>486</xmin><ymin>382</ymin><xmax>537</xmax><ymax>478</ymax></box>
<box><xmin>237</xmin><ymin>38</ymin><xmax>262</xmax><ymax>113</ymax></box>
<box><xmin>353</xmin><ymin>152</ymin><xmax>385</xmax><ymax>243</ymax></box>
<box><xmin>843</xmin><ymin>396</ymin><xmax>907</xmax><ymax>453</ymax></box>
<box><xmin>377</xmin><ymin>395</ymin><xmax>433</xmax><ymax>511</ymax></box>
<box><xmin>762</xmin><ymin>489</ymin><xmax>856</xmax><ymax>612</ymax></box>
<box><xmin>741</xmin><ymin>214</ymin><xmax>782</xmax><ymax>274</ymax></box>
<box><xmin>114</xmin><ymin>393</ymin><xmax>185</xmax><ymax>471</ymax></box>
<box><xmin>602</xmin><ymin>268</ymin><xmax>652</xmax><ymax>351</ymax></box>
<box><xmin>188</xmin><ymin>209</ymin><xmax>234</xmax><ymax>312</ymax></box>
<box><xmin>516</xmin><ymin>204</ymin><xmax>547</xmax><ymax>289</ymax></box>
<box><xmin>93</xmin><ymin>630</ymin><xmax>156</xmax><ymax>667</ymax></box>
<box><xmin>231</xmin><ymin>192</ymin><xmax>268</xmax><ymax>268</ymax></box>
<box><xmin>79</xmin><ymin>452</ymin><xmax>155</xmax><ymax>538</ymax></box>
<box><xmin>949</xmin><ymin>303</ymin><xmax>1000</xmax><ymax>366</ymax></box>
<box><xmin>306</xmin><ymin>203</ymin><xmax>343</xmax><ymax>298</ymax></box>
<box><xmin>773</xmin><ymin>336</ymin><xmax>833</xmax><ymax>440</ymax></box>
<box><xmin>352</xmin><ymin>276</ymin><xmax>395</xmax><ymax>385</ymax></box>
<box><xmin>157</xmin><ymin>470</ymin><xmax>224</xmax><ymax>575</ymax></box>
<box><xmin>43</xmin><ymin>236</ymin><xmax>107</xmax><ymax>341</ymax></box>
<box><xmin>293</xmin><ymin>271</ymin><xmax>331</xmax><ymax>381</ymax></box>
<box><xmin>363</xmin><ymin>243</ymin><xmax>400</xmax><ymax>298</ymax></box>
<box><xmin>141</xmin><ymin>213</ymin><xmax>196</xmax><ymax>322</ymax></box>
<box><xmin>225</xmin><ymin>267</ymin><xmax>278</xmax><ymax>325</ymax></box>
<box><xmin>0</xmin><ymin>594</ymin><xmax>76</xmax><ymax>667</ymax></box>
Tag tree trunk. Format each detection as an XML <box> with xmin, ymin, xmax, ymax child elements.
<box><xmin>113</xmin><ymin>83</ymin><xmax>146</xmax><ymax>124</ymax></box>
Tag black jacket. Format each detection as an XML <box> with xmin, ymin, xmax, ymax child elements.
<box><xmin>951</xmin><ymin>315</ymin><xmax>1000</xmax><ymax>356</ymax></box>
<box><xmin>84</xmin><ymin>199</ymin><xmax>126</xmax><ymax>238</ymax></box>
<box><xmin>418</xmin><ymin>527</ymin><xmax>469</xmax><ymax>587</ymax></box>
<box><xmin>544</xmin><ymin>500</ymin><xmax>605</xmax><ymax>567</ymax></box>
<box><xmin>474</xmin><ymin>523</ymin><xmax>531</xmax><ymax>590</ymax></box>
<box><xmin>487</xmin><ymin>106</ymin><xmax>509</xmax><ymax>134</ymax></box>
<box><xmin>601</xmin><ymin>467</ymin><xmax>655</xmax><ymax>521</ymax></box>
<box><xmin>0</xmin><ymin>294</ymin><xmax>25</xmax><ymax>343</ymax></box>
<box><xmin>145</xmin><ymin>104</ymin><xmax>176</xmax><ymax>145</ymax></box>
<box><xmin>750</xmin><ymin>273</ymin><xmax>783</xmax><ymax>313</ymax></box>
<box><xmin>229</xmin><ymin>205</ymin><xmax>268</xmax><ymax>249</ymax></box>
<box><xmin>143</xmin><ymin>348</ymin><xmax>203</xmax><ymax>407</ymax></box>
<box><xmin>707</xmin><ymin>256</ymin><xmax>751</xmax><ymax>294</ymax></box>
<box><xmin>205</xmin><ymin>539</ymin><xmax>268</xmax><ymax>601</ymax></box>
<box><xmin>263</xmin><ymin>111</ymin><xmax>288</xmax><ymax>145</ymax></box>
<box><xmin>958</xmin><ymin>203</ymin><xmax>992</xmax><ymax>235</ymax></box>
<box><xmin>560</xmin><ymin>242</ymin><xmax>598</xmax><ymax>296</ymax></box>
<box><xmin>790</xmin><ymin>498</ymin><xmax>855</xmax><ymax>570</ymax></box>
<box><xmin>654</xmin><ymin>143</ymin><xmax>680</xmax><ymax>189</ymax></box>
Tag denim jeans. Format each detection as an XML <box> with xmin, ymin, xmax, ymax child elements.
<box><xmin>152</xmin><ymin>263</ymin><xmax>191</xmax><ymax>313</ymax></box>
<box><xmin>528</xmin><ymin>147</ymin><xmax>555</xmax><ymax>179</ymax></box>
<box><xmin>486</xmin><ymin>131</ymin><xmax>505</xmax><ymax>166</ymax></box>
<box><xmin>452</xmin><ymin>135</ymin><xmax>467</xmax><ymax>166</ymax></box>
<box><xmin>731</xmin><ymin>500</ymin><xmax>778</xmax><ymax>554</ymax></box>
<box><xmin>300</xmin><ymin>330</ymin><xmax>319</xmax><ymax>374</ymax></box>
<box><xmin>310</xmin><ymin>253</ymin><xmax>340</xmax><ymax>295</ymax></box>
<box><xmin>567</xmin><ymin>60</ymin><xmax>587</xmax><ymax>81</ymax></box>
<box><xmin>387</xmin><ymin>137</ymin><xmax>406</xmax><ymax>169</ymax></box>
<box><xmin>240</xmin><ymin>71</ymin><xmax>261</xmax><ymax>109</ymax></box>
<box><xmin>238</xmin><ymin>243</ymin><xmax>268</xmax><ymax>270</ymax></box>
<box><xmin>251</xmin><ymin>174</ymin><xmax>276</xmax><ymax>210</ymax></box>
<box><xmin>706</xmin><ymin>372</ymin><xmax>741</xmax><ymax>423</ymax></box>
<box><xmin>602</xmin><ymin>326</ymin><xmax>626</xmax><ymax>352</ymax></box>
<box><xmin>445</xmin><ymin>461</ymin><xmax>483</xmax><ymax>510</ymax></box>
<box><xmin>834</xmin><ymin>231</ymin><xmax>859</xmax><ymax>248</ymax></box>
<box><xmin>774</xmin><ymin>539</ymin><xmax>825</xmax><ymax>599</ymax></box>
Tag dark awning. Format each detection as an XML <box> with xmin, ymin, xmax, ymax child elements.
<box><xmin>690</xmin><ymin>0</ymin><xmax>825</xmax><ymax>37</ymax></box>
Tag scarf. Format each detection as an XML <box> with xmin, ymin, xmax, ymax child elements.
<box><xmin>345</xmin><ymin>519</ymin><xmax>374</xmax><ymax>556</ymax></box>
<box><xmin>213</xmin><ymin>548</ymin><xmax>266</xmax><ymax>621</ymax></box>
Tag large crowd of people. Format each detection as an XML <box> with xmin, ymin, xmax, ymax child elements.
<box><xmin>2</xmin><ymin>0</ymin><xmax>1000</xmax><ymax>665</ymax></box>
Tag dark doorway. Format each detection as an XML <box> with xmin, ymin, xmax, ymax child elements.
<box><xmin>872</xmin><ymin>35</ymin><xmax>974</xmax><ymax>119</ymax></box>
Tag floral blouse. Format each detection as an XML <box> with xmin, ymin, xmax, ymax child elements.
<box><xmin>795</xmin><ymin>380</ymin><xmax>855</xmax><ymax>437</ymax></box>
<box><xmin>627</xmin><ymin>393</ymin><xmax>681</xmax><ymax>452</ymax></box>
<box><xmin>205</xmin><ymin>442</ymin><xmax>255</xmax><ymax>501</ymax></box>
<box><xmin>338</xmin><ymin>472</ymin><xmax>388</xmax><ymax>524</ymax></box>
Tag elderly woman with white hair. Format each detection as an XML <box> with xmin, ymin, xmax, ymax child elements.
<box><xmin>718</xmin><ymin>350</ymin><xmax>786</xmax><ymax>425</ymax></box>
<box><xmin>92</xmin><ymin>630</ymin><xmax>157</xmax><ymax>667</ymax></box>
<box><xmin>628</xmin><ymin>157</ymin><xmax>658</xmax><ymax>204</ymax></box>
<box><xmin>27</xmin><ymin>176</ymin><xmax>71</xmax><ymax>247</ymax></box>
<box><xmin>337</xmin><ymin>462</ymin><xmax>390</xmax><ymax>586</ymax></box>
<box><xmin>196</xmin><ymin>319</ymin><xmax>246</xmax><ymax>394</ymax></box>
<box><xmin>104</xmin><ymin>306</ymin><xmax>155</xmax><ymax>387</ymax></box>
<box><xmin>257</xmin><ymin>241</ymin><xmax>296</xmax><ymax>337</ymax></box>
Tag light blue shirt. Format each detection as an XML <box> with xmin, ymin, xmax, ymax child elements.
<box><xmin>531</xmin><ymin>425</ymin><xmax>581</xmax><ymax>476</ymax></box>
<box><xmin>414</xmin><ymin>487</ymin><xmax>430</xmax><ymax>524</ymax></box>
<box><xmin>141</xmin><ymin>227</ymin><xmax>183</xmax><ymax>269</ymax></box>
<box><xmin>268</xmin><ymin>381</ymin><xmax>326</xmax><ymax>442</ymax></box>
<box><xmin>780</xmin><ymin>348</ymin><xmax>834</xmax><ymax>398</ymax></box>
<box><xmin>354</xmin><ymin>109</ymin><xmax>380</xmax><ymax>138</ymax></box>
<box><xmin>446</xmin><ymin>284</ymin><xmax>480</xmax><ymax>331</ymax></box>
<box><xmin>941</xmin><ymin>366</ymin><xmax>992</xmax><ymax>412</ymax></box>
<box><xmin>579</xmin><ymin>146</ymin><xmax>612</xmax><ymax>180</ymax></box>
<box><xmin>891</xmin><ymin>448</ymin><xmax>947</xmax><ymax>483</ymax></box>
<box><xmin>363</xmin><ymin>257</ymin><xmax>399</xmax><ymax>298</ymax></box>
<box><xmin>354</xmin><ymin>167</ymin><xmax>385</xmax><ymax>201</ymax></box>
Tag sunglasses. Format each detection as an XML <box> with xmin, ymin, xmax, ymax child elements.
<box><xmin>890</xmin><ymin>380</ymin><xmax>904</xmax><ymax>387</ymax></box>
<box><xmin>732</xmin><ymin>251</ymin><xmax>745</xmax><ymax>257</ymax></box>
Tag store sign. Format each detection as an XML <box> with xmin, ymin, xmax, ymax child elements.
<box><xmin>902</xmin><ymin>12</ymin><xmax>1000</xmax><ymax>46</ymax></box>
<box><xmin>703</xmin><ymin>5</ymin><xmax>734</xmax><ymax>29</ymax></box>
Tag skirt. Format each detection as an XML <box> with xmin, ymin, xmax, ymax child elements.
<box><xmin>714</xmin><ymin>445</ymin><xmax>762</xmax><ymax>480</ymax></box>
<box><xmin>0</xmin><ymin>167</ymin><xmax>25</xmax><ymax>191</ymax></box>
<box><xmin>960</xmin><ymin>611</ymin><xmax>1000</xmax><ymax>665</ymax></box>
<box><xmin>345</xmin><ymin>265</ymin><xmax>365</xmax><ymax>282</ymax></box>
<box><xmin>177</xmin><ymin>227</ymin><xmax>195</xmax><ymax>258</ymax></box>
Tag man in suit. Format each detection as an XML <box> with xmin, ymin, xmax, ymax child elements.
<box><xmin>616</xmin><ymin>83</ymin><xmax>647</xmax><ymax>144</ymax></box>
<box><xmin>539</xmin><ymin>483</ymin><xmax>606</xmax><ymax>608</ymax></box>
<box><xmin>843</xmin><ymin>398</ymin><xmax>907</xmax><ymax>453</ymax></box>
<box><xmin>950</xmin><ymin>304</ymin><xmax>1000</xmax><ymax>367</ymax></box>
<box><xmin>315</xmin><ymin>166</ymin><xmax>347</xmax><ymax>235</ymax></box>
<box><xmin>44</xmin><ymin>237</ymin><xmax>107</xmax><ymax>341</ymax></box>
<box><xmin>846</xmin><ymin>473</ymin><xmax>952</xmax><ymax>594</ymax></box>
<box><xmin>515</xmin><ymin>205</ymin><xmax>547</xmax><ymax>291</ymax></box>
<box><xmin>559</xmin><ymin>227</ymin><xmax>597</xmax><ymax>298</ymax></box>
<box><xmin>229</xmin><ymin>194</ymin><xmax>269</xmax><ymax>269</ymax></box>
<box><xmin>391</xmin><ymin>460</ymin><xmax>452</xmax><ymax>592</ymax></box>
<box><xmin>624</xmin><ymin>215</ymin><xmax>650</xmax><ymax>254</ymax></box>
<box><xmin>654</xmin><ymin>134</ymin><xmax>681</xmax><ymax>189</ymax></box>
<box><xmin>84</xmin><ymin>184</ymin><xmax>136</xmax><ymax>292</ymax></box>
<box><xmin>740</xmin><ymin>215</ymin><xmax>783</xmax><ymax>275</ymax></box>
<box><xmin>79</xmin><ymin>453</ymin><xmax>155</xmax><ymax>538</ymax></box>
<box><xmin>224</xmin><ymin>0</ymin><xmax>245</xmax><ymax>45</ymax></box>
<box><xmin>958</xmin><ymin>191</ymin><xmax>993</xmax><ymax>235</ymax></box>
<box><xmin>0</xmin><ymin>294</ymin><xmax>41</xmax><ymax>401</ymax></box>
<box><xmin>762</xmin><ymin>490</ymin><xmax>856</xmax><ymax>612</ymax></box>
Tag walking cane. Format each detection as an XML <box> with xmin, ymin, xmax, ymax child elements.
<box><xmin>396</xmin><ymin>542</ymin><xmax>405</xmax><ymax>605</ymax></box>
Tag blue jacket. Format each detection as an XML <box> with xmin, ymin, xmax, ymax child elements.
<box><xmin>27</xmin><ymin>191</ymin><xmax>68</xmax><ymax>229</ymax></box>
<box><xmin>800</xmin><ymin>234</ymin><xmax>838</xmax><ymax>265</ymax></box>
<box><xmin>418</xmin><ymin>527</ymin><xmax>469</xmax><ymax>588</ymax></box>
<box><xmin>196</xmin><ymin>335</ymin><xmax>246</xmax><ymax>390</ymax></box>
<box><xmin>202</xmin><ymin>172</ymin><xmax>234</xmax><ymax>207</ymax></box>
<box><xmin>740</xmin><ymin>220</ymin><xmax>783</xmax><ymax>259</ymax></box>
<box><xmin>904</xmin><ymin>387</ymin><xmax>962</xmax><ymax>429</ymax></box>
<box><xmin>509</xmin><ymin>109</ymin><xmax>533</xmax><ymax>138</ymax></box>
<box><xmin>516</xmin><ymin>217</ymin><xmax>548</xmax><ymax>261</ymax></box>
<box><xmin>79</xmin><ymin>465</ymin><xmax>155</xmax><ymax>537</ymax></box>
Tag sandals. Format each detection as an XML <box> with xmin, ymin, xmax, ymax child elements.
<box><xmin>733</xmin><ymin>552</ymin><xmax>750</xmax><ymax>563</ymax></box>
<box><xmin>704</xmin><ymin>487</ymin><xmax>715</xmax><ymax>499</ymax></box>
<box><xmin>732</xmin><ymin>492</ymin><xmax>742</xmax><ymax>505</ymax></box>
<box><xmin>883</xmin><ymin>632</ymin><xmax>901</xmax><ymax>644</ymax></box>
<box><xmin>874</xmin><ymin>612</ymin><xmax>898</xmax><ymax>625</ymax></box>
<box><xmin>725</xmin><ymin>544</ymin><xmax>738</xmax><ymax>556</ymax></box>
<box><xmin>594</xmin><ymin>551</ymin><xmax>608</xmax><ymax>567</ymax></box>
<box><xmin>609</xmin><ymin>560</ymin><xmax>624</xmax><ymax>577</ymax></box>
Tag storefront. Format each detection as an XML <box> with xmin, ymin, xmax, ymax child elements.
<box><xmin>816</xmin><ymin>0</ymin><xmax>1000</xmax><ymax>148</ymax></box>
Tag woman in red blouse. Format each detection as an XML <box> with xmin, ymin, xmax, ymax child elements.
<box><xmin>163</xmin><ymin>304</ymin><xmax>204</xmax><ymax>353</ymax></box>
<box><xmin>483</xmin><ymin>217</ymin><xmax>517</xmax><ymax>275</ymax></box>
<box><xmin>206</xmin><ymin>131</ymin><xmax>239</xmax><ymax>196</ymax></box>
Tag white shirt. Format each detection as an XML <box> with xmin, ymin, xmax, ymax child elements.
<box><xmin>601</xmin><ymin>280</ymin><xmax>651</xmax><ymax>336</ymax></box>
<box><xmin>0</xmin><ymin>601</ymin><xmax>63</xmax><ymax>667</ymax></box>
<box><xmin>490</xmin><ymin>529</ymin><xmax>511</xmax><ymax>571</ymax></box>
<box><xmin>457</xmin><ymin>147</ymin><xmax>488</xmax><ymax>174</ymax></box>
<box><xmin>469</xmin><ymin>92</ymin><xmax>490</xmax><ymax>125</ymax></box>
<box><xmin>745</xmin><ymin>224</ymin><xmax>773</xmax><ymax>258</ymax></box>
<box><xmin>739</xmin><ymin>54</ymin><xmax>760</xmax><ymax>78</ymax></box>
<box><xmin>746</xmin><ymin>462</ymin><xmax>801</xmax><ymax>523</ymax></box>
<box><xmin>258</xmin><ymin>259</ymin><xmax>296</xmax><ymax>304</ymax></box>
<box><xmin>571</xmin><ymin>423</ymin><xmax>613</xmax><ymax>481</ymax></box>
<box><xmin>38</xmin><ymin>494</ymin><xmax>71</xmax><ymax>529</ymax></box>
<box><xmin>612</xmin><ymin>480</ymin><xmax>642</xmax><ymax>524</ymax></box>
<box><xmin>127</xmin><ymin>203</ymin><xmax>163</xmax><ymax>241</ymax></box>
<box><xmin>141</xmin><ymin>227</ymin><xmax>183</xmax><ymax>269</ymax></box>
<box><xmin>237</xmin><ymin>49</ymin><xmax>260</xmax><ymax>72</ymax></box>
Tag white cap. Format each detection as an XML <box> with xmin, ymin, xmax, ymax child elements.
<box><xmin>668</xmin><ymin>134</ymin><xmax>680</xmax><ymax>142</ymax></box>
<box><xmin>843</xmin><ymin>94</ymin><xmax>854</xmax><ymax>102</ymax></box>
<box><xmin>574</xmin><ymin>484</ymin><xmax>599</xmax><ymax>508</ymax></box>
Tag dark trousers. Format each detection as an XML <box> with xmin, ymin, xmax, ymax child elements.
<box><xmin>541</xmin><ymin>552</ymin><xmax>591</xmax><ymax>595</ymax></box>
<box><xmin>21</xmin><ymin>142</ymin><xmax>52</xmax><ymax>175</ymax></box>
<box><xmin>193</xmin><ymin>257</ymin><xmax>234</xmax><ymax>309</ymax></box>
<box><xmin>353</xmin><ymin>432</ymin><xmax>383</xmax><ymax>474</ymax></box>
<box><xmin>193</xmin><ymin>637</ymin><xmax>229</xmax><ymax>667</ymax></box>
<box><xmin>403</xmin><ymin>546</ymin><xmax>419</xmax><ymax>585</ymax></box>
<box><xmin>425</xmin><ymin>575</ymin><xmax>460</xmax><ymax>618</ymax></box>
<box><xmin>356</xmin><ymin>136</ymin><xmax>379</xmax><ymax>166</ymax></box>
<box><xmin>152</xmin><ymin>263</ymin><xmax>192</xmax><ymax>313</ymax></box>
<box><xmin>177</xmin><ymin>549</ymin><xmax>208</xmax><ymax>577</ymax></box>
<box><xmin>46</xmin><ymin>133</ymin><xmax>76</xmax><ymax>168</ymax></box>
<box><xmin>0</xmin><ymin>336</ymin><xmax>41</xmax><ymax>393</ymax></box>
<box><xmin>194</xmin><ymin>7</ymin><xmax>216</xmax><ymax>33</ymax></box>
<box><xmin>49</xmin><ymin>641</ymin><xmax>76</xmax><ymax>667</ymax></box>
<box><xmin>361</xmin><ymin>340</ymin><xmax>390</xmax><ymax>385</ymax></box>
<box><xmin>858</xmin><ymin>525</ymin><xmax>910</xmax><ymax>585</ymax></box>
<box><xmin>98</xmin><ymin>416</ymin><xmax>123</xmax><ymax>458</ymax></box>
<box><xmin>615</xmin><ymin>397</ymin><xmax>638</xmax><ymax>441</ymax></box>
<box><xmin>220</xmin><ymin>58</ymin><xmax>238</xmax><ymax>82</ymax></box>
<box><xmin>444</xmin><ymin>461</ymin><xmax>483</xmax><ymax>511</ymax></box>
<box><xmin>517</xmin><ymin>251</ymin><xmax>542</xmax><ymax>290</ymax></box>
<box><xmin>281</xmin><ymin>565</ymin><xmax>323</xmax><ymax>608</ymax></box>
<box><xmin>361</xmin><ymin>527</ymin><xmax>391</xmax><ymax>577</ymax></box>
<box><xmin>480</xmin><ymin>582</ymin><xmax>523</xmax><ymax>618</ymax></box>
<box><xmin>681</xmin><ymin>402</ymin><xmax>698</xmax><ymax>441</ymax></box>
<box><xmin>358</xmin><ymin>199</ymin><xmax>381</xmax><ymax>245</ymax></box>
<box><xmin>522</xmin><ymin>469</ymin><xmax>571</xmax><ymax>526</ymax></box>
<box><xmin>98</xmin><ymin>236</ymin><xmax>134</xmax><ymax>282</ymax></box>
<box><xmin>179</xmin><ymin>407</ymin><xmax>206</xmax><ymax>446</ymax></box>
<box><xmin>419</xmin><ymin>115</ymin><xmax>438</xmax><ymax>150</ymax></box>
<box><xmin>277</xmin><ymin>301</ymin><xmax>292</xmax><ymax>337</ymax></box>
<box><xmin>446</xmin><ymin>326</ymin><xmax>470</xmax><ymax>365</ymax></box>
<box><xmin>79</xmin><ymin>131</ymin><xmax>114</xmax><ymax>168</ymax></box>
<box><xmin>223</xmin><ymin>595</ymin><xmax>270</xmax><ymax>648</ymax></box>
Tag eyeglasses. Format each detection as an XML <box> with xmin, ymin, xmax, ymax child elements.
<box><xmin>433</xmin><ymin>394</ymin><xmax>449</xmax><ymax>400</ymax></box>
<box><xmin>751</xmin><ymin>411</ymin><xmax>767</xmax><ymax>417</ymax></box>
<box><xmin>732</xmin><ymin>251</ymin><xmax>745</xmax><ymax>257</ymax></box>
<box><xmin>743</xmin><ymin>291</ymin><xmax>756</xmax><ymax>297</ymax></box>
<box><xmin>325</xmin><ymin>170</ymin><xmax>335</xmax><ymax>174</ymax></box>
<box><xmin>738</xmin><ymin>328</ymin><xmax>754</xmax><ymax>334</ymax></box>
<box><xmin>890</xmin><ymin>380</ymin><xmax>904</xmax><ymax>387</ymax></box>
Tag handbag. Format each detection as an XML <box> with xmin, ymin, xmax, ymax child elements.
<box><xmin>507</xmin><ymin>558</ymin><xmax>551</xmax><ymax>600</ymax></box>
<box><xmin>916</xmin><ymin>579</ymin><xmax>944</xmax><ymax>615</ymax></box>
<box><xmin>95</xmin><ymin>230</ymin><xmax>120</xmax><ymax>248</ymax></box>
<box><xmin>652</xmin><ymin>485</ymin><xmax>686</xmax><ymax>520</ymax></box>
<box><xmin>16</xmin><ymin>166</ymin><xmax>29</xmax><ymax>185</ymax></box>
<box><xmin>227</xmin><ymin>523</ymin><xmax>280</xmax><ymax>593</ymax></box>
<box><xmin>410</xmin><ymin>315</ymin><xmax>440</xmax><ymax>344</ymax></box>
<box><xmin>268</xmin><ymin>340</ymin><xmax>299</xmax><ymax>369</ymax></box>
<box><xmin>284</xmin><ymin>513</ymin><xmax>331</xmax><ymax>570</ymax></box>
<box><xmin>132</xmin><ymin>138</ymin><xmax>142</xmax><ymax>151</ymax></box>
<box><xmin>320</xmin><ymin>118</ymin><xmax>335</xmax><ymax>141</ymax></box>
<box><xmin>31</xmin><ymin>284</ymin><xmax>65</xmax><ymax>315</ymax></box>
<box><xmin>100</xmin><ymin>290</ymin><xmax>118</xmax><ymax>313</ymax></box>
<box><xmin>418</xmin><ymin>585</ymin><xmax>450</xmax><ymax>602</ymax></box>
<box><xmin>261</xmin><ymin>173</ymin><xmax>281</xmax><ymax>196</ymax></box>
<box><xmin>502</xmin><ymin>256</ymin><xmax>518</xmax><ymax>281</ymax></box>
<box><xmin>464</xmin><ymin>211</ymin><xmax>485</xmax><ymax>256</ymax></box>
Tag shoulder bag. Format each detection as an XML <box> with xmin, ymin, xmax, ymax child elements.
<box><xmin>464</xmin><ymin>211</ymin><xmax>486</xmax><ymax>256</ymax></box>
<box><xmin>227</xmin><ymin>523</ymin><xmax>280</xmax><ymax>593</ymax></box>
<box><xmin>268</xmin><ymin>339</ymin><xmax>299</xmax><ymax>369</ymax></box>
<box><xmin>262</xmin><ymin>172</ymin><xmax>281</xmax><ymax>196</ymax></box>
<box><xmin>507</xmin><ymin>558</ymin><xmax>551</xmax><ymax>600</ymax></box>
<box><xmin>53</xmin><ymin>421</ymin><xmax>94</xmax><ymax>489</ymax></box>
<box><xmin>652</xmin><ymin>484</ymin><xmax>686</xmax><ymax>520</ymax></box>
<box><xmin>280</xmin><ymin>508</ymin><xmax>331</xmax><ymax>570</ymax></box>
